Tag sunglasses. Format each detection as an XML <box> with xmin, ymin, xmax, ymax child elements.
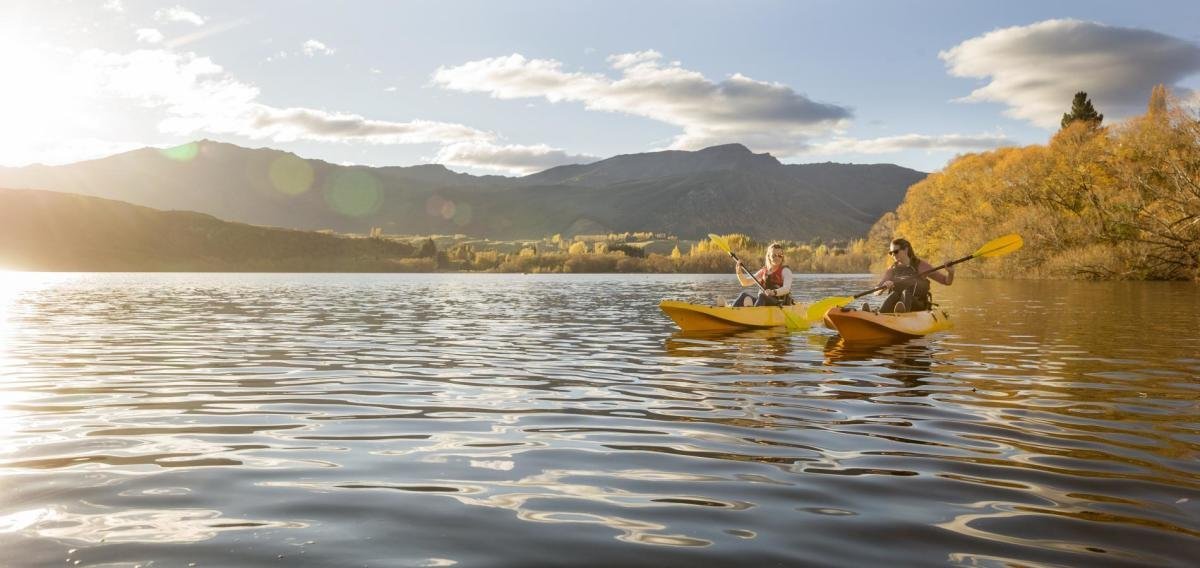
<box><xmin>888</xmin><ymin>249</ymin><xmax>902</xmax><ymax>256</ymax></box>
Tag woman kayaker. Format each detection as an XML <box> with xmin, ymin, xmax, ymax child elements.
<box><xmin>875</xmin><ymin>238</ymin><xmax>953</xmax><ymax>313</ymax></box>
<box><xmin>731</xmin><ymin>242</ymin><xmax>793</xmax><ymax>307</ymax></box>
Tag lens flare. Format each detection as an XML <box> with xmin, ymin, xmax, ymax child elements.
<box><xmin>439</xmin><ymin>200</ymin><xmax>456</xmax><ymax>220</ymax></box>
<box><xmin>453</xmin><ymin>202</ymin><xmax>472</xmax><ymax>226</ymax></box>
<box><xmin>268</xmin><ymin>155</ymin><xmax>314</xmax><ymax>195</ymax></box>
<box><xmin>325</xmin><ymin>170</ymin><xmax>382</xmax><ymax>217</ymax></box>
<box><xmin>160</xmin><ymin>142</ymin><xmax>199</xmax><ymax>161</ymax></box>
<box><xmin>425</xmin><ymin>195</ymin><xmax>448</xmax><ymax>218</ymax></box>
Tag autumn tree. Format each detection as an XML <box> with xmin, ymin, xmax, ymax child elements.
<box><xmin>888</xmin><ymin>86</ymin><xmax>1196</xmax><ymax>280</ymax></box>
<box><xmin>1147</xmin><ymin>84</ymin><xmax>1168</xmax><ymax>117</ymax></box>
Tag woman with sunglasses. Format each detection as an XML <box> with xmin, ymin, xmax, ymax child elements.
<box><xmin>875</xmin><ymin>238</ymin><xmax>954</xmax><ymax>313</ymax></box>
<box><xmin>731</xmin><ymin>242</ymin><xmax>793</xmax><ymax>307</ymax></box>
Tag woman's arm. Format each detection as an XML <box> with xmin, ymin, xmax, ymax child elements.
<box><xmin>922</xmin><ymin>261</ymin><xmax>955</xmax><ymax>285</ymax></box>
<box><xmin>734</xmin><ymin>262</ymin><xmax>758</xmax><ymax>287</ymax></box>
<box><xmin>878</xmin><ymin>266</ymin><xmax>897</xmax><ymax>288</ymax></box>
<box><xmin>776</xmin><ymin>267</ymin><xmax>793</xmax><ymax>297</ymax></box>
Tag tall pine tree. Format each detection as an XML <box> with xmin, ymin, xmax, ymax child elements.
<box><xmin>1060</xmin><ymin>91</ymin><xmax>1104</xmax><ymax>129</ymax></box>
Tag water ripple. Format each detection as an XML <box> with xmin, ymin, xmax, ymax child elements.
<box><xmin>0</xmin><ymin>273</ymin><xmax>1197</xmax><ymax>566</ymax></box>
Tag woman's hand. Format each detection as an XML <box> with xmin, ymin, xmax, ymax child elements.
<box><xmin>876</xmin><ymin>280</ymin><xmax>893</xmax><ymax>295</ymax></box>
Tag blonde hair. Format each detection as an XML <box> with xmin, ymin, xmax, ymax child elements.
<box><xmin>764</xmin><ymin>242</ymin><xmax>784</xmax><ymax>267</ymax></box>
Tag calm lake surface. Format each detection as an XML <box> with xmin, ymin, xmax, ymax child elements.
<box><xmin>0</xmin><ymin>273</ymin><xmax>1197</xmax><ymax>567</ymax></box>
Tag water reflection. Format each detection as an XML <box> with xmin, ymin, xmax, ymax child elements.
<box><xmin>663</xmin><ymin>329</ymin><xmax>795</xmax><ymax>374</ymax></box>
<box><xmin>2</xmin><ymin>505</ymin><xmax>305</xmax><ymax>544</ymax></box>
<box><xmin>822</xmin><ymin>335</ymin><xmax>935</xmax><ymax>390</ymax></box>
<box><xmin>0</xmin><ymin>274</ymin><xmax>1196</xmax><ymax>567</ymax></box>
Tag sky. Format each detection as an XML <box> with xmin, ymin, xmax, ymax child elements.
<box><xmin>2</xmin><ymin>0</ymin><xmax>1199</xmax><ymax>175</ymax></box>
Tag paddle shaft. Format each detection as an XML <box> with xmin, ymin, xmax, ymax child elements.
<box><xmin>853</xmin><ymin>253</ymin><xmax>973</xmax><ymax>299</ymax></box>
<box><xmin>723</xmin><ymin>250</ymin><xmax>771</xmax><ymax>294</ymax></box>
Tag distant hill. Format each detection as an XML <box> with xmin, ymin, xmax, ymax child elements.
<box><xmin>523</xmin><ymin>143</ymin><xmax>784</xmax><ymax>186</ymax></box>
<box><xmin>0</xmin><ymin>140</ymin><xmax>926</xmax><ymax>241</ymax></box>
<box><xmin>0</xmin><ymin>187</ymin><xmax>419</xmax><ymax>271</ymax></box>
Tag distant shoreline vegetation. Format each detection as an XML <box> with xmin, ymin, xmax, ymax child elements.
<box><xmin>372</xmin><ymin>232</ymin><xmax>872</xmax><ymax>274</ymax></box>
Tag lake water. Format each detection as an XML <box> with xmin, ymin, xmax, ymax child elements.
<box><xmin>0</xmin><ymin>273</ymin><xmax>1197</xmax><ymax>567</ymax></box>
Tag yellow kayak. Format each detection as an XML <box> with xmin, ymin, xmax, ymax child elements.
<box><xmin>822</xmin><ymin>307</ymin><xmax>952</xmax><ymax>342</ymax></box>
<box><xmin>659</xmin><ymin>300</ymin><xmax>816</xmax><ymax>332</ymax></box>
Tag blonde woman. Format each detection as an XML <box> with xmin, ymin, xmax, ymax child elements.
<box><xmin>731</xmin><ymin>243</ymin><xmax>793</xmax><ymax>307</ymax></box>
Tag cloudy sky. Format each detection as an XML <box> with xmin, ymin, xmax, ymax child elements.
<box><xmin>3</xmin><ymin>0</ymin><xmax>1199</xmax><ymax>174</ymax></box>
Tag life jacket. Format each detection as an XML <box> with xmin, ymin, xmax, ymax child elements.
<box><xmin>755</xmin><ymin>264</ymin><xmax>788</xmax><ymax>290</ymax></box>
<box><xmin>888</xmin><ymin>263</ymin><xmax>932</xmax><ymax>311</ymax></box>
<box><xmin>754</xmin><ymin>264</ymin><xmax>793</xmax><ymax>304</ymax></box>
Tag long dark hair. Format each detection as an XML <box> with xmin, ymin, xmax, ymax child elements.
<box><xmin>891</xmin><ymin>238</ymin><xmax>921</xmax><ymax>270</ymax></box>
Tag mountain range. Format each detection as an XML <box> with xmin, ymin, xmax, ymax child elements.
<box><xmin>0</xmin><ymin>187</ymin><xmax>420</xmax><ymax>271</ymax></box>
<box><xmin>0</xmin><ymin>140</ymin><xmax>926</xmax><ymax>241</ymax></box>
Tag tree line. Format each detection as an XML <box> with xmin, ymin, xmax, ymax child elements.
<box><xmin>406</xmin><ymin>233</ymin><xmax>872</xmax><ymax>273</ymax></box>
<box><xmin>878</xmin><ymin>87</ymin><xmax>1199</xmax><ymax>280</ymax></box>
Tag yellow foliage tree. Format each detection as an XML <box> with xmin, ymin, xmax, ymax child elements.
<box><xmin>890</xmin><ymin>86</ymin><xmax>1198</xmax><ymax>280</ymax></box>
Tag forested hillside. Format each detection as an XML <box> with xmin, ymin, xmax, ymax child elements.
<box><xmin>875</xmin><ymin>87</ymin><xmax>1199</xmax><ymax>281</ymax></box>
<box><xmin>0</xmin><ymin>188</ymin><xmax>421</xmax><ymax>271</ymax></box>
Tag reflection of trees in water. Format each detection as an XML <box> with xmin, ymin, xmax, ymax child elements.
<box><xmin>941</xmin><ymin>279</ymin><xmax>1199</xmax><ymax>359</ymax></box>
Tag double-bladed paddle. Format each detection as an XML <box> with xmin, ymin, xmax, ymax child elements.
<box><xmin>708</xmin><ymin>233</ymin><xmax>807</xmax><ymax>330</ymax></box>
<box><xmin>806</xmin><ymin>233</ymin><xmax>1025</xmax><ymax>319</ymax></box>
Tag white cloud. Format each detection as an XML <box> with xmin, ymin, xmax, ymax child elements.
<box><xmin>136</xmin><ymin>28</ymin><xmax>164</xmax><ymax>44</ymax></box>
<box><xmin>940</xmin><ymin>19</ymin><xmax>1200</xmax><ymax>129</ymax></box>
<box><xmin>369</xmin><ymin>67</ymin><xmax>383</xmax><ymax>75</ymax></box>
<box><xmin>76</xmin><ymin>49</ymin><xmax>492</xmax><ymax>146</ymax></box>
<box><xmin>434</xmin><ymin>141</ymin><xmax>598</xmax><ymax>175</ymax></box>
<box><xmin>302</xmin><ymin>39</ymin><xmax>335</xmax><ymax>57</ymax></box>
<box><xmin>247</xmin><ymin>109</ymin><xmax>490</xmax><ymax>144</ymax></box>
<box><xmin>432</xmin><ymin>50</ymin><xmax>851</xmax><ymax>157</ymax></box>
<box><xmin>154</xmin><ymin>6</ymin><xmax>206</xmax><ymax>26</ymax></box>
<box><xmin>810</xmin><ymin>133</ymin><xmax>1016</xmax><ymax>155</ymax></box>
<box><xmin>102</xmin><ymin>0</ymin><xmax>125</xmax><ymax>13</ymax></box>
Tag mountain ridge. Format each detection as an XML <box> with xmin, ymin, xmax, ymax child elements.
<box><xmin>0</xmin><ymin>140</ymin><xmax>926</xmax><ymax>241</ymax></box>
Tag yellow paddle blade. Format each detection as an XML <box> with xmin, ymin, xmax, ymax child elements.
<box><xmin>806</xmin><ymin>296</ymin><xmax>853</xmax><ymax>321</ymax></box>
<box><xmin>707</xmin><ymin>233</ymin><xmax>732</xmax><ymax>254</ymax></box>
<box><xmin>973</xmin><ymin>233</ymin><xmax>1023</xmax><ymax>258</ymax></box>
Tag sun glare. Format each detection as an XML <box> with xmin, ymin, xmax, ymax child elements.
<box><xmin>0</xmin><ymin>271</ymin><xmax>74</xmax><ymax>356</ymax></box>
<box><xmin>0</xmin><ymin>272</ymin><xmax>63</xmax><ymax>447</ymax></box>
<box><xmin>0</xmin><ymin>34</ymin><xmax>88</xmax><ymax>165</ymax></box>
